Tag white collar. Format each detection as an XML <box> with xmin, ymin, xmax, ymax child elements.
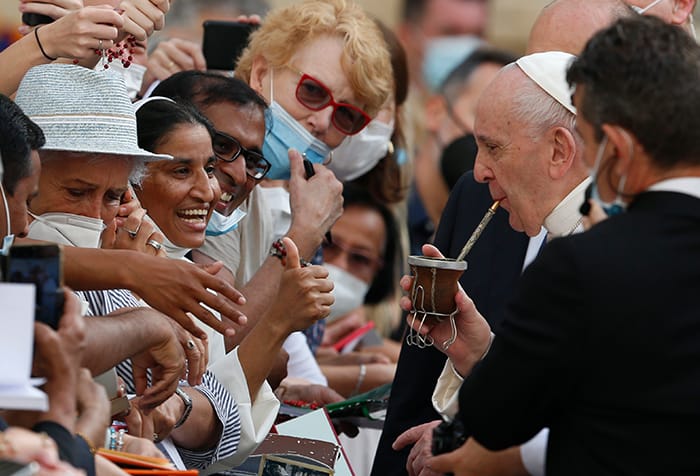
<box><xmin>543</xmin><ymin>177</ymin><xmax>590</xmax><ymax>238</ymax></box>
<box><xmin>647</xmin><ymin>177</ymin><xmax>700</xmax><ymax>199</ymax></box>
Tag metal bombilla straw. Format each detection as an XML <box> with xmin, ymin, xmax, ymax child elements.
<box><xmin>438</xmin><ymin>200</ymin><xmax>500</xmax><ymax>350</ymax></box>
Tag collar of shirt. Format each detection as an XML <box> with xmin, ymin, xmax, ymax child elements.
<box><xmin>543</xmin><ymin>177</ymin><xmax>590</xmax><ymax>238</ymax></box>
<box><xmin>647</xmin><ymin>177</ymin><xmax>700</xmax><ymax>199</ymax></box>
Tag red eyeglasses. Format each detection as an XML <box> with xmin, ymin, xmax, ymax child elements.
<box><xmin>287</xmin><ymin>67</ymin><xmax>371</xmax><ymax>136</ymax></box>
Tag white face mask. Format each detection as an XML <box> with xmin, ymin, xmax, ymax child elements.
<box><xmin>205</xmin><ymin>207</ymin><xmax>248</xmax><ymax>237</ymax></box>
<box><xmin>110</xmin><ymin>62</ymin><xmax>147</xmax><ymax>101</ymax></box>
<box><xmin>329</xmin><ymin>119</ymin><xmax>394</xmax><ymax>181</ymax></box>
<box><xmin>0</xmin><ymin>181</ymin><xmax>13</xmax><ymax>256</ymax></box>
<box><xmin>27</xmin><ymin>212</ymin><xmax>105</xmax><ymax>248</ymax></box>
<box><xmin>325</xmin><ymin>263</ymin><xmax>370</xmax><ymax>323</ymax></box>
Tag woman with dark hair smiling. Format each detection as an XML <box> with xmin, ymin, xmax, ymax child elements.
<box><xmin>134</xmin><ymin>98</ymin><xmax>335</xmax><ymax>468</ymax></box>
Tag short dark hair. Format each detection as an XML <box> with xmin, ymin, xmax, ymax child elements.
<box><xmin>0</xmin><ymin>95</ymin><xmax>45</xmax><ymax>195</ymax></box>
<box><xmin>341</xmin><ymin>183</ymin><xmax>400</xmax><ymax>304</ymax></box>
<box><xmin>152</xmin><ymin>71</ymin><xmax>268</xmax><ymax>114</ymax></box>
<box><xmin>567</xmin><ymin>15</ymin><xmax>700</xmax><ymax>169</ymax></box>
<box><xmin>136</xmin><ymin>99</ymin><xmax>215</xmax><ymax>154</ymax></box>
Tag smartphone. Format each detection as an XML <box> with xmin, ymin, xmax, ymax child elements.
<box><xmin>22</xmin><ymin>13</ymin><xmax>54</xmax><ymax>26</ymax></box>
<box><xmin>202</xmin><ymin>20</ymin><xmax>258</xmax><ymax>71</ymax></box>
<box><xmin>6</xmin><ymin>244</ymin><xmax>64</xmax><ymax>329</ymax></box>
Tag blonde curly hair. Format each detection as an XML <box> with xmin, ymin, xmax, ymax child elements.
<box><xmin>236</xmin><ymin>0</ymin><xmax>393</xmax><ymax>117</ymax></box>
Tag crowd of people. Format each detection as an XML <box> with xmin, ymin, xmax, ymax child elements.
<box><xmin>0</xmin><ymin>0</ymin><xmax>698</xmax><ymax>475</ymax></box>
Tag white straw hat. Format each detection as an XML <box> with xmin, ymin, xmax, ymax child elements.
<box><xmin>516</xmin><ymin>51</ymin><xmax>577</xmax><ymax>115</ymax></box>
<box><xmin>14</xmin><ymin>64</ymin><xmax>171</xmax><ymax>162</ymax></box>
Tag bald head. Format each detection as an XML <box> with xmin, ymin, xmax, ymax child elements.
<box><xmin>527</xmin><ymin>0</ymin><xmax>634</xmax><ymax>54</ymax></box>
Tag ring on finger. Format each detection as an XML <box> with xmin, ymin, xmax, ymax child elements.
<box><xmin>147</xmin><ymin>239</ymin><xmax>162</xmax><ymax>251</ymax></box>
<box><xmin>122</xmin><ymin>225</ymin><xmax>140</xmax><ymax>239</ymax></box>
<box><xmin>186</xmin><ymin>339</ymin><xmax>196</xmax><ymax>350</ymax></box>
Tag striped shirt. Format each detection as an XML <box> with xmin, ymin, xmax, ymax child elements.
<box><xmin>77</xmin><ymin>288</ymin><xmax>242</xmax><ymax>470</ymax></box>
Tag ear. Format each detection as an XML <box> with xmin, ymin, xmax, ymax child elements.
<box><xmin>548</xmin><ymin>126</ymin><xmax>577</xmax><ymax>180</ymax></box>
<box><xmin>249</xmin><ymin>55</ymin><xmax>270</xmax><ymax>99</ymax></box>
<box><xmin>671</xmin><ymin>0</ymin><xmax>695</xmax><ymax>25</ymax></box>
<box><xmin>424</xmin><ymin>94</ymin><xmax>447</xmax><ymax>133</ymax></box>
<box><xmin>601</xmin><ymin>123</ymin><xmax>636</xmax><ymax>177</ymax></box>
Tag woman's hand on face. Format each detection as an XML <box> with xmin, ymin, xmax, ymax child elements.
<box><xmin>32</xmin><ymin>5</ymin><xmax>123</xmax><ymax>59</ymax></box>
<box><xmin>106</xmin><ymin>195</ymin><xmax>167</xmax><ymax>257</ymax></box>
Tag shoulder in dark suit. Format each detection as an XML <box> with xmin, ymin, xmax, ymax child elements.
<box><xmin>372</xmin><ymin>172</ymin><xmax>528</xmax><ymax>475</ymax></box>
<box><xmin>457</xmin><ymin>191</ymin><xmax>700</xmax><ymax>476</ymax></box>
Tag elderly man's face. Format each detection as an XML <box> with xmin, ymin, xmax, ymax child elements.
<box><xmin>473</xmin><ymin>68</ymin><xmax>558</xmax><ymax>237</ymax></box>
<box><xmin>30</xmin><ymin>152</ymin><xmax>132</xmax><ymax>224</ymax></box>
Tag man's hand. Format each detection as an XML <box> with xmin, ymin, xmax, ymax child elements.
<box><xmin>127</xmin><ymin>256</ymin><xmax>247</xmax><ymax>339</ymax></box>
<box><xmin>287</xmin><ymin>150</ymin><xmax>343</xmax><ymax>258</ymax></box>
<box><xmin>428</xmin><ymin>439</ymin><xmax>530</xmax><ymax>476</ymax></box>
<box><xmin>393</xmin><ymin>420</ymin><xmax>442</xmax><ymax>476</ymax></box>
<box><xmin>75</xmin><ymin>368</ymin><xmax>111</xmax><ymax>449</ymax></box>
<box><xmin>400</xmin><ymin>244</ymin><xmax>492</xmax><ymax>377</ymax></box>
<box><xmin>166</xmin><ymin>321</ymin><xmax>208</xmax><ymax>387</ymax></box>
<box><xmin>130</xmin><ymin>318</ymin><xmax>185</xmax><ymax>409</ymax></box>
<box><xmin>125</xmin><ymin>393</ymin><xmax>181</xmax><ymax>443</ymax></box>
<box><xmin>264</xmin><ymin>237</ymin><xmax>334</xmax><ymax>335</ymax></box>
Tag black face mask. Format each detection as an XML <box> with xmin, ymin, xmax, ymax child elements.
<box><xmin>440</xmin><ymin>133</ymin><xmax>478</xmax><ymax>190</ymax></box>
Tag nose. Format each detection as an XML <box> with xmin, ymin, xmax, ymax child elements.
<box><xmin>192</xmin><ymin>169</ymin><xmax>217</xmax><ymax>204</ymax></box>
<box><xmin>473</xmin><ymin>152</ymin><xmax>493</xmax><ymax>184</ymax></box>
<box><xmin>217</xmin><ymin>155</ymin><xmax>247</xmax><ymax>186</ymax></box>
<box><xmin>307</xmin><ymin>106</ymin><xmax>333</xmax><ymax>135</ymax></box>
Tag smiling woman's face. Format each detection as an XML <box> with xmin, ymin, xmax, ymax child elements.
<box><xmin>136</xmin><ymin>123</ymin><xmax>220</xmax><ymax>249</ymax></box>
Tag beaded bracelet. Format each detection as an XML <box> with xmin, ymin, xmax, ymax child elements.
<box><xmin>269</xmin><ymin>238</ymin><xmax>311</xmax><ymax>267</ymax></box>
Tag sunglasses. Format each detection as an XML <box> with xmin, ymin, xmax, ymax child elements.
<box><xmin>287</xmin><ymin>67</ymin><xmax>371</xmax><ymax>136</ymax></box>
<box><xmin>212</xmin><ymin>131</ymin><xmax>271</xmax><ymax>180</ymax></box>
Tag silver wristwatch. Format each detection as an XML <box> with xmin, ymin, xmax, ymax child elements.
<box><xmin>173</xmin><ymin>387</ymin><xmax>193</xmax><ymax>429</ymax></box>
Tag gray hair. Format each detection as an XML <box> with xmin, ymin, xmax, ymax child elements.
<box><xmin>509</xmin><ymin>67</ymin><xmax>578</xmax><ymax>141</ymax></box>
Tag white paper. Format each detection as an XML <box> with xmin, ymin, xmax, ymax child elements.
<box><xmin>0</xmin><ymin>283</ymin><xmax>47</xmax><ymax>411</ymax></box>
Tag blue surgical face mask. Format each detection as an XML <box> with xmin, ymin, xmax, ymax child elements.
<box><xmin>422</xmin><ymin>35</ymin><xmax>483</xmax><ymax>92</ymax></box>
<box><xmin>262</xmin><ymin>69</ymin><xmax>332</xmax><ymax>180</ymax></box>
<box><xmin>205</xmin><ymin>207</ymin><xmax>247</xmax><ymax>237</ymax></box>
<box><xmin>589</xmin><ymin>136</ymin><xmax>628</xmax><ymax>216</ymax></box>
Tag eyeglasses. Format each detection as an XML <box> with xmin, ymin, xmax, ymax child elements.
<box><xmin>322</xmin><ymin>239</ymin><xmax>383</xmax><ymax>276</ymax></box>
<box><xmin>212</xmin><ymin>131</ymin><xmax>271</xmax><ymax>180</ymax></box>
<box><xmin>286</xmin><ymin>67</ymin><xmax>371</xmax><ymax>136</ymax></box>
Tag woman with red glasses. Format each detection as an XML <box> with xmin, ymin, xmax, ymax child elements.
<box><xmin>235</xmin><ymin>0</ymin><xmax>394</xmax><ymax>180</ymax></box>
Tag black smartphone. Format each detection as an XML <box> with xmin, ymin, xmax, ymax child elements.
<box><xmin>6</xmin><ymin>244</ymin><xmax>64</xmax><ymax>329</ymax></box>
<box><xmin>22</xmin><ymin>13</ymin><xmax>54</xmax><ymax>26</ymax></box>
<box><xmin>202</xmin><ymin>20</ymin><xmax>258</xmax><ymax>71</ymax></box>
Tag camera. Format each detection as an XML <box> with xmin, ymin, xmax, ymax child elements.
<box><xmin>432</xmin><ymin>418</ymin><xmax>467</xmax><ymax>456</ymax></box>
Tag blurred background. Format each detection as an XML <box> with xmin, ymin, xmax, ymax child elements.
<box><xmin>0</xmin><ymin>0</ymin><xmax>550</xmax><ymax>54</ymax></box>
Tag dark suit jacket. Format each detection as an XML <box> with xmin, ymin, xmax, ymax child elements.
<box><xmin>372</xmin><ymin>173</ymin><xmax>529</xmax><ymax>475</ymax></box>
<box><xmin>457</xmin><ymin>191</ymin><xmax>700</xmax><ymax>476</ymax></box>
